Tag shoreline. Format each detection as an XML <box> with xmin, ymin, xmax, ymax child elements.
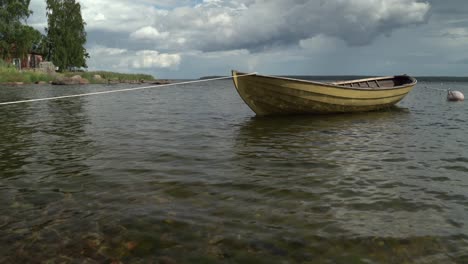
<box><xmin>0</xmin><ymin>79</ymin><xmax>172</xmax><ymax>86</ymax></box>
<box><xmin>0</xmin><ymin>65</ymin><xmax>171</xmax><ymax>86</ymax></box>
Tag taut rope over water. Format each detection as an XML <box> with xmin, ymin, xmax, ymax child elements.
<box><xmin>0</xmin><ymin>73</ymin><xmax>257</xmax><ymax>106</ymax></box>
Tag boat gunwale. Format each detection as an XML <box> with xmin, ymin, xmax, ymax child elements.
<box><xmin>233</xmin><ymin>71</ymin><xmax>417</xmax><ymax>91</ymax></box>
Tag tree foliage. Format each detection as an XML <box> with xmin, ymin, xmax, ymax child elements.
<box><xmin>14</xmin><ymin>25</ymin><xmax>42</xmax><ymax>57</ymax></box>
<box><xmin>0</xmin><ymin>0</ymin><xmax>42</xmax><ymax>60</ymax></box>
<box><xmin>45</xmin><ymin>0</ymin><xmax>88</xmax><ymax>71</ymax></box>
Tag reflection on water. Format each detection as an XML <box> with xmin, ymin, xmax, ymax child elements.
<box><xmin>233</xmin><ymin>110</ymin><xmax>446</xmax><ymax>237</ymax></box>
<box><xmin>0</xmin><ymin>82</ymin><xmax>468</xmax><ymax>263</ymax></box>
<box><xmin>235</xmin><ymin>108</ymin><xmax>411</xmax><ymax>166</ymax></box>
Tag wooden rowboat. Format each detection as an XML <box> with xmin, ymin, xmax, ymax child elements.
<box><xmin>232</xmin><ymin>70</ymin><xmax>417</xmax><ymax>116</ymax></box>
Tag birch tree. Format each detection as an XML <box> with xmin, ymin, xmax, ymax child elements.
<box><xmin>45</xmin><ymin>0</ymin><xmax>88</xmax><ymax>71</ymax></box>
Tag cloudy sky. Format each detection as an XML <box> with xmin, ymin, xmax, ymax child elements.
<box><xmin>27</xmin><ymin>0</ymin><xmax>468</xmax><ymax>78</ymax></box>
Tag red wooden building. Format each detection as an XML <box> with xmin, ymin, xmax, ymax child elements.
<box><xmin>21</xmin><ymin>52</ymin><xmax>44</xmax><ymax>69</ymax></box>
<box><xmin>2</xmin><ymin>47</ymin><xmax>44</xmax><ymax>69</ymax></box>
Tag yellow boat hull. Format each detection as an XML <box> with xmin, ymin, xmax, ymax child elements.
<box><xmin>232</xmin><ymin>71</ymin><xmax>417</xmax><ymax>116</ymax></box>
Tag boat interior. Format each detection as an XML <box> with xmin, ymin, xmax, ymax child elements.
<box><xmin>332</xmin><ymin>76</ymin><xmax>414</xmax><ymax>89</ymax></box>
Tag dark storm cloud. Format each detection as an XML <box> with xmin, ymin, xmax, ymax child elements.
<box><xmin>157</xmin><ymin>0</ymin><xmax>431</xmax><ymax>52</ymax></box>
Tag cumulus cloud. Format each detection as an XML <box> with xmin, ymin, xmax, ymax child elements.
<box><xmin>86</xmin><ymin>45</ymin><xmax>181</xmax><ymax>71</ymax></box>
<box><xmin>130</xmin><ymin>50</ymin><xmax>181</xmax><ymax>69</ymax></box>
<box><xmin>78</xmin><ymin>0</ymin><xmax>169</xmax><ymax>32</ymax></box>
<box><xmin>30</xmin><ymin>0</ymin><xmax>430</xmax><ymax>52</ymax></box>
<box><xmin>160</xmin><ymin>0</ymin><xmax>431</xmax><ymax>51</ymax></box>
<box><xmin>28</xmin><ymin>0</ymin><xmax>439</xmax><ymax>77</ymax></box>
<box><xmin>28</xmin><ymin>0</ymin><xmax>47</xmax><ymax>31</ymax></box>
<box><xmin>89</xmin><ymin>46</ymin><xmax>127</xmax><ymax>56</ymax></box>
<box><xmin>130</xmin><ymin>26</ymin><xmax>169</xmax><ymax>40</ymax></box>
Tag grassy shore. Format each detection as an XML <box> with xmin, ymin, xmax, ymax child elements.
<box><xmin>63</xmin><ymin>71</ymin><xmax>155</xmax><ymax>84</ymax></box>
<box><xmin>0</xmin><ymin>60</ymin><xmax>156</xmax><ymax>84</ymax></box>
<box><xmin>0</xmin><ymin>60</ymin><xmax>55</xmax><ymax>84</ymax></box>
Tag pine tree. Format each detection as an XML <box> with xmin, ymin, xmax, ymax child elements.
<box><xmin>45</xmin><ymin>0</ymin><xmax>88</xmax><ymax>71</ymax></box>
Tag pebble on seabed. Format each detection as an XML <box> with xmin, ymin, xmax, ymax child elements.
<box><xmin>447</xmin><ymin>90</ymin><xmax>465</xmax><ymax>101</ymax></box>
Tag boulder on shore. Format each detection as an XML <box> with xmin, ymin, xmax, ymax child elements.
<box><xmin>52</xmin><ymin>75</ymin><xmax>89</xmax><ymax>85</ymax></box>
<box><xmin>92</xmin><ymin>74</ymin><xmax>106</xmax><ymax>83</ymax></box>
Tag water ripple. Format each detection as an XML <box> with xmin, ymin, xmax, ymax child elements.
<box><xmin>1</xmin><ymin>82</ymin><xmax>468</xmax><ymax>262</ymax></box>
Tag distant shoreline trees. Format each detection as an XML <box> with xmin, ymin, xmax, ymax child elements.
<box><xmin>45</xmin><ymin>0</ymin><xmax>88</xmax><ymax>72</ymax></box>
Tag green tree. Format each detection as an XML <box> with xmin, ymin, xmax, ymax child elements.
<box><xmin>13</xmin><ymin>25</ymin><xmax>42</xmax><ymax>57</ymax></box>
<box><xmin>45</xmin><ymin>0</ymin><xmax>88</xmax><ymax>71</ymax></box>
<box><xmin>0</xmin><ymin>0</ymin><xmax>42</xmax><ymax>60</ymax></box>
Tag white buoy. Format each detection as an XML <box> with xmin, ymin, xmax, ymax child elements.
<box><xmin>447</xmin><ymin>90</ymin><xmax>465</xmax><ymax>101</ymax></box>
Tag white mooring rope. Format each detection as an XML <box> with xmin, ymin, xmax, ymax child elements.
<box><xmin>421</xmin><ymin>86</ymin><xmax>447</xmax><ymax>92</ymax></box>
<box><xmin>0</xmin><ymin>72</ymin><xmax>257</xmax><ymax>106</ymax></box>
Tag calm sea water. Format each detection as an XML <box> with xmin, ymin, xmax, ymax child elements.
<box><xmin>0</xmin><ymin>79</ymin><xmax>467</xmax><ymax>263</ymax></box>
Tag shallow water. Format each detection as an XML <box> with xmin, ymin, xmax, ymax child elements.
<box><xmin>0</xmin><ymin>80</ymin><xmax>467</xmax><ymax>263</ymax></box>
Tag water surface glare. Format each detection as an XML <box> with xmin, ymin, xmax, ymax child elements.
<box><xmin>1</xmin><ymin>80</ymin><xmax>468</xmax><ymax>263</ymax></box>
